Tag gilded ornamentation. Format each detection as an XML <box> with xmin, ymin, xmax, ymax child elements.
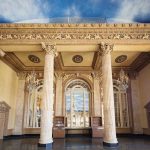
<box><xmin>115</xmin><ymin>55</ymin><xmax>127</xmax><ymax>63</ymax></box>
<box><xmin>98</xmin><ymin>42</ymin><xmax>114</xmax><ymax>56</ymax></box>
<box><xmin>0</xmin><ymin>33</ymin><xmax>150</xmax><ymax>41</ymax></box>
<box><xmin>91</xmin><ymin>72</ymin><xmax>102</xmax><ymax>80</ymax></box>
<box><xmin>28</xmin><ymin>55</ymin><xmax>40</xmax><ymax>63</ymax></box>
<box><xmin>41</xmin><ymin>42</ymin><xmax>58</xmax><ymax>56</ymax></box>
<box><xmin>0</xmin><ymin>23</ymin><xmax>150</xmax><ymax>42</ymax></box>
<box><xmin>72</xmin><ymin>55</ymin><xmax>83</xmax><ymax>63</ymax></box>
<box><xmin>63</xmin><ymin>73</ymin><xmax>93</xmax><ymax>83</ymax></box>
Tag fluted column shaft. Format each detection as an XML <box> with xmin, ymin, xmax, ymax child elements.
<box><xmin>39</xmin><ymin>43</ymin><xmax>57</xmax><ymax>145</ymax></box>
<box><xmin>99</xmin><ymin>42</ymin><xmax>118</xmax><ymax>147</ymax></box>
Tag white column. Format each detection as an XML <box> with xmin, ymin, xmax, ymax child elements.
<box><xmin>55</xmin><ymin>73</ymin><xmax>63</xmax><ymax>116</ymax></box>
<box><xmin>39</xmin><ymin>43</ymin><xmax>57</xmax><ymax>147</ymax></box>
<box><xmin>99</xmin><ymin>42</ymin><xmax>118</xmax><ymax>147</ymax></box>
<box><xmin>13</xmin><ymin>73</ymin><xmax>26</xmax><ymax>135</ymax></box>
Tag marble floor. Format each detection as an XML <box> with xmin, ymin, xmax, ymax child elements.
<box><xmin>0</xmin><ymin>135</ymin><xmax>150</xmax><ymax>150</ymax></box>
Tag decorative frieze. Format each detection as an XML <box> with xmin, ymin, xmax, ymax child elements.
<box><xmin>63</xmin><ymin>72</ymin><xmax>93</xmax><ymax>83</ymax></box>
<box><xmin>0</xmin><ymin>24</ymin><xmax>150</xmax><ymax>42</ymax></box>
<box><xmin>0</xmin><ymin>32</ymin><xmax>150</xmax><ymax>41</ymax></box>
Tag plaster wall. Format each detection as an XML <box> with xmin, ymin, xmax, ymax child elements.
<box><xmin>0</xmin><ymin>60</ymin><xmax>18</xmax><ymax>129</ymax></box>
<box><xmin>139</xmin><ymin>64</ymin><xmax>150</xmax><ymax>128</ymax></box>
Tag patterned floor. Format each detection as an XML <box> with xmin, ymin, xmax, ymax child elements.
<box><xmin>0</xmin><ymin>135</ymin><xmax>150</xmax><ymax>150</ymax></box>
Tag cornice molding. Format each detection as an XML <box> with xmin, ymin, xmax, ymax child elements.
<box><xmin>130</xmin><ymin>52</ymin><xmax>150</xmax><ymax>72</ymax></box>
<box><xmin>0</xmin><ymin>23</ymin><xmax>150</xmax><ymax>43</ymax></box>
<box><xmin>0</xmin><ymin>23</ymin><xmax>149</xmax><ymax>28</ymax></box>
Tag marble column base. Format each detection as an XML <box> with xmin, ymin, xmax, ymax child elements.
<box><xmin>103</xmin><ymin>141</ymin><xmax>118</xmax><ymax>148</ymax></box>
<box><xmin>38</xmin><ymin>143</ymin><xmax>53</xmax><ymax>149</ymax></box>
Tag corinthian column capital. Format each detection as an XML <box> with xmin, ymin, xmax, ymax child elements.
<box><xmin>98</xmin><ymin>42</ymin><xmax>114</xmax><ymax>56</ymax></box>
<box><xmin>41</xmin><ymin>42</ymin><xmax>58</xmax><ymax>56</ymax></box>
<box><xmin>0</xmin><ymin>49</ymin><xmax>5</xmax><ymax>57</ymax></box>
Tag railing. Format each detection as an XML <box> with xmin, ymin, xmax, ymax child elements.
<box><xmin>48</xmin><ymin>17</ymin><xmax>107</xmax><ymax>23</ymax></box>
<box><xmin>17</xmin><ymin>17</ymin><xmax>107</xmax><ymax>23</ymax></box>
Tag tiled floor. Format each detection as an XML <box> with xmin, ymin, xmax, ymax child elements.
<box><xmin>0</xmin><ymin>135</ymin><xmax>150</xmax><ymax>150</ymax></box>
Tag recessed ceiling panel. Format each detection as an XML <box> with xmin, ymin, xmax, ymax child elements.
<box><xmin>112</xmin><ymin>52</ymin><xmax>140</xmax><ymax>67</ymax></box>
<box><xmin>14</xmin><ymin>52</ymin><xmax>45</xmax><ymax>66</ymax></box>
<box><xmin>61</xmin><ymin>52</ymin><xmax>94</xmax><ymax>67</ymax></box>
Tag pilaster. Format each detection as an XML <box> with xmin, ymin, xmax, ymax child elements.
<box><xmin>55</xmin><ymin>72</ymin><xmax>63</xmax><ymax>116</ymax></box>
<box><xmin>130</xmin><ymin>74</ymin><xmax>143</xmax><ymax>134</ymax></box>
<box><xmin>92</xmin><ymin>72</ymin><xmax>102</xmax><ymax>116</ymax></box>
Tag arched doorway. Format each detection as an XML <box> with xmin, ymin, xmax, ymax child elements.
<box><xmin>65</xmin><ymin>79</ymin><xmax>91</xmax><ymax>128</ymax></box>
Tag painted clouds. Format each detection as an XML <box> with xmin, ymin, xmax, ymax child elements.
<box><xmin>0</xmin><ymin>0</ymin><xmax>149</xmax><ymax>23</ymax></box>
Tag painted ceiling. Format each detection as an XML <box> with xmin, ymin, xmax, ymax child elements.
<box><xmin>0</xmin><ymin>0</ymin><xmax>150</xmax><ymax>23</ymax></box>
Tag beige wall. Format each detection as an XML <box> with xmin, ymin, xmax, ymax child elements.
<box><xmin>0</xmin><ymin>60</ymin><xmax>18</xmax><ymax>129</ymax></box>
<box><xmin>139</xmin><ymin>64</ymin><xmax>150</xmax><ymax>128</ymax></box>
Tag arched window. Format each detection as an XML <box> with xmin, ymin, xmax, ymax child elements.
<box><xmin>113</xmin><ymin>80</ymin><xmax>129</xmax><ymax>128</ymax></box>
<box><xmin>26</xmin><ymin>79</ymin><xmax>43</xmax><ymax>128</ymax></box>
<box><xmin>65</xmin><ymin>79</ymin><xmax>90</xmax><ymax>128</ymax></box>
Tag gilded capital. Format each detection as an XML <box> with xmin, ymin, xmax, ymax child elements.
<box><xmin>0</xmin><ymin>49</ymin><xmax>5</xmax><ymax>57</ymax></box>
<box><xmin>41</xmin><ymin>42</ymin><xmax>58</xmax><ymax>56</ymax></box>
<box><xmin>98</xmin><ymin>42</ymin><xmax>114</xmax><ymax>56</ymax></box>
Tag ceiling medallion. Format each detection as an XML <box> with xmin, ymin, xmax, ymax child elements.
<box><xmin>28</xmin><ymin>55</ymin><xmax>40</xmax><ymax>63</ymax></box>
<box><xmin>72</xmin><ymin>55</ymin><xmax>83</xmax><ymax>63</ymax></box>
<box><xmin>115</xmin><ymin>55</ymin><xmax>127</xmax><ymax>63</ymax></box>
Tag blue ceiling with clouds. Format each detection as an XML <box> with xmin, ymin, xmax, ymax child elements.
<box><xmin>0</xmin><ymin>0</ymin><xmax>150</xmax><ymax>23</ymax></box>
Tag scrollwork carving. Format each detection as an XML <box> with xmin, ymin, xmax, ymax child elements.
<box><xmin>98</xmin><ymin>42</ymin><xmax>114</xmax><ymax>56</ymax></box>
<box><xmin>41</xmin><ymin>42</ymin><xmax>58</xmax><ymax>56</ymax></box>
<box><xmin>0</xmin><ymin>32</ymin><xmax>150</xmax><ymax>41</ymax></box>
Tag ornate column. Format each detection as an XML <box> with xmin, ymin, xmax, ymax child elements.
<box><xmin>13</xmin><ymin>72</ymin><xmax>26</xmax><ymax>135</ymax></box>
<box><xmin>99</xmin><ymin>42</ymin><xmax>118</xmax><ymax>147</ymax></box>
<box><xmin>39</xmin><ymin>43</ymin><xmax>57</xmax><ymax>147</ymax></box>
<box><xmin>55</xmin><ymin>72</ymin><xmax>63</xmax><ymax>116</ymax></box>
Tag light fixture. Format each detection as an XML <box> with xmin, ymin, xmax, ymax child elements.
<box><xmin>26</xmin><ymin>71</ymin><xmax>39</xmax><ymax>91</ymax></box>
<box><xmin>117</xmin><ymin>68</ymin><xmax>129</xmax><ymax>90</ymax></box>
<box><xmin>115</xmin><ymin>55</ymin><xmax>129</xmax><ymax>90</ymax></box>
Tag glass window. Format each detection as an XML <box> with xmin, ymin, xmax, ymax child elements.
<box><xmin>65</xmin><ymin>79</ymin><xmax>90</xmax><ymax>128</ymax></box>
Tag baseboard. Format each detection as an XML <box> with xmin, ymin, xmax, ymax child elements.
<box><xmin>143</xmin><ymin>128</ymin><xmax>150</xmax><ymax>135</ymax></box>
<box><xmin>117</xmin><ymin>133</ymin><xmax>150</xmax><ymax>138</ymax></box>
<box><xmin>6</xmin><ymin>129</ymin><xmax>13</xmax><ymax>136</ymax></box>
<box><xmin>23</xmin><ymin>128</ymin><xmax>40</xmax><ymax>134</ymax></box>
<box><xmin>4</xmin><ymin>134</ymin><xmax>40</xmax><ymax>140</ymax></box>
